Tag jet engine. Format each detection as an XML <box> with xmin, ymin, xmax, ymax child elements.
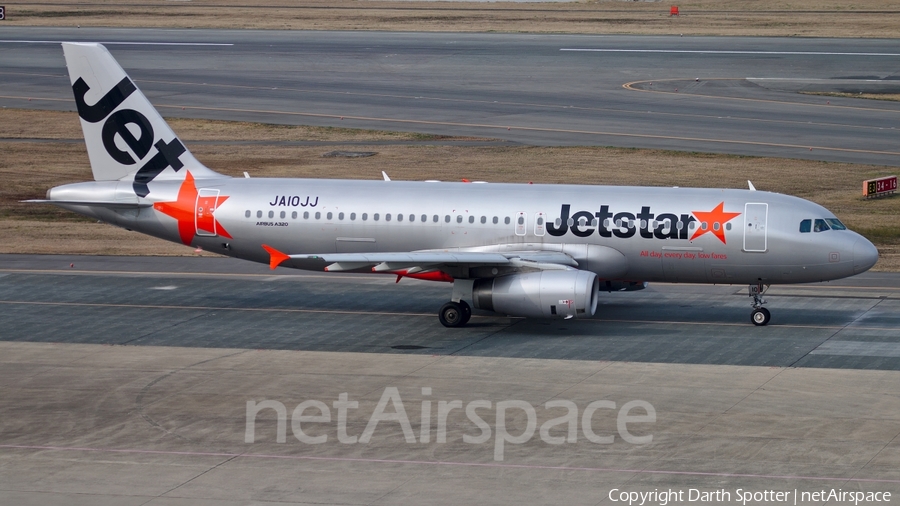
<box><xmin>472</xmin><ymin>270</ymin><xmax>599</xmax><ymax>319</ymax></box>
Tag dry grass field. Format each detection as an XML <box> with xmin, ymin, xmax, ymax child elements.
<box><xmin>3</xmin><ymin>2</ymin><xmax>899</xmax><ymax>266</ymax></box>
<box><xmin>5</xmin><ymin>0</ymin><xmax>900</xmax><ymax>38</ymax></box>
<box><xmin>1</xmin><ymin>109</ymin><xmax>897</xmax><ymax>270</ymax></box>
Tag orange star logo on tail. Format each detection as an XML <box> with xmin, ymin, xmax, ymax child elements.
<box><xmin>153</xmin><ymin>171</ymin><xmax>232</xmax><ymax>245</ymax></box>
<box><xmin>690</xmin><ymin>202</ymin><xmax>741</xmax><ymax>244</ymax></box>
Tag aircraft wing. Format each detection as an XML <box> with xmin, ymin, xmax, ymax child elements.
<box><xmin>262</xmin><ymin>245</ymin><xmax>578</xmax><ymax>276</ymax></box>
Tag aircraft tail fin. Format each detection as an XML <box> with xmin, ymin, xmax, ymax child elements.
<box><xmin>62</xmin><ymin>42</ymin><xmax>224</xmax><ymax>196</ymax></box>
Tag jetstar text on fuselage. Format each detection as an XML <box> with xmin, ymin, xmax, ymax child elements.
<box><xmin>546</xmin><ymin>204</ymin><xmax>739</xmax><ymax>243</ymax></box>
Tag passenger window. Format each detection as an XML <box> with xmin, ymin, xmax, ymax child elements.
<box><xmin>396</xmin><ymin>214</ymin><xmax>401</xmax><ymax>222</ymax></box>
<box><xmin>374</xmin><ymin>213</ymin><xmax>380</xmax><ymax>221</ymax></box>
<box><xmin>505</xmin><ymin>217</ymin><xmax>510</xmax><ymax>225</ymax></box>
<box><xmin>422</xmin><ymin>214</ymin><xmax>428</xmax><ymax>222</ymax></box>
<box><xmin>315</xmin><ymin>212</ymin><xmax>321</xmax><ymax>220</ymax></box>
<box><xmin>799</xmin><ymin>219</ymin><xmax>811</xmax><ymax>233</ymax></box>
<box><xmin>257</xmin><ymin>210</ymin><xmax>262</xmax><ymax>218</ymax></box>
<box><xmin>386</xmin><ymin>214</ymin><xmax>392</xmax><ymax>222</ymax></box>
<box><xmin>519</xmin><ymin>216</ymin><xmax>526</xmax><ymax>225</ymax></box>
<box><xmin>493</xmin><ymin>216</ymin><xmax>498</xmax><ymax>224</ymax></box>
<box><xmin>814</xmin><ymin>219</ymin><xmax>830</xmax><ymax>232</ymax></box>
<box><xmin>326</xmin><ymin>212</ymin><xmax>333</xmax><ymax>220</ymax></box>
<box><xmin>268</xmin><ymin>211</ymin><xmax>274</xmax><ymax>219</ymax></box>
<box><xmin>468</xmin><ymin>216</ymin><xmax>475</xmax><ymax>224</ymax></box>
<box><xmin>280</xmin><ymin>211</ymin><xmax>286</xmax><ymax>219</ymax></box>
<box><xmin>350</xmin><ymin>213</ymin><xmax>356</xmax><ymax>221</ymax></box>
<box><xmin>445</xmin><ymin>215</ymin><xmax>451</xmax><ymax>223</ymax></box>
<box><xmin>338</xmin><ymin>212</ymin><xmax>344</xmax><ymax>220</ymax></box>
<box><xmin>432</xmin><ymin>215</ymin><xmax>438</xmax><ymax>223</ymax></box>
<box><xmin>457</xmin><ymin>215</ymin><xmax>463</xmax><ymax>223</ymax></box>
<box><xmin>411</xmin><ymin>214</ymin><xmax>416</xmax><ymax>222</ymax></box>
<box><xmin>362</xmin><ymin>213</ymin><xmax>368</xmax><ymax>221</ymax></box>
<box><xmin>291</xmin><ymin>211</ymin><xmax>297</xmax><ymax>219</ymax></box>
<box><xmin>245</xmin><ymin>210</ymin><xmax>251</xmax><ymax>218</ymax></box>
<box><xmin>303</xmin><ymin>211</ymin><xmax>309</xmax><ymax>219</ymax></box>
<box><xmin>481</xmin><ymin>216</ymin><xmax>487</xmax><ymax>224</ymax></box>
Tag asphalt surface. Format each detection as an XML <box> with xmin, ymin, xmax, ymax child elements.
<box><xmin>2</xmin><ymin>27</ymin><xmax>900</xmax><ymax>165</ymax></box>
<box><xmin>2</xmin><ymin>254</ymin><xmax>898</xmax><ymax>370</ymax></box>
<box><xmin>2</xmin><ymin>29</ymin><xmax>900</xmax><ymax>504</ymax></box>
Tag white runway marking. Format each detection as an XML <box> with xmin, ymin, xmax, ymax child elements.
<box><xmin>0</xmin><ymin>40</ymin><xmax>233</xmax><ymax>46</ymax></box>
<box><xmin>561</xmin><ymin>48</ymin><xmax>900</xmax><ymax>57</ymax></box>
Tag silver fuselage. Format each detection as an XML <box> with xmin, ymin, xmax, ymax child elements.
<box><xmin>52</xmin><ymin>177</ymin><xmax>877</xmax><ymax>285</ymax></box>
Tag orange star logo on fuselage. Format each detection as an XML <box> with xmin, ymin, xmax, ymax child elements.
<box><xmin>690</xmin><ymin>202</ymin><xmax>741</xmax><ymax>244</ymax></box>
<box><xmin>152</xmin><ymin>171</ymin><xmax>232</xmax><ymax>245</ymax></box>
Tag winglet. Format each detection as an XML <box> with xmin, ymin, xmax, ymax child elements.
<box><xmin>382</xmin><ymin>171</ymin><xmax>391</xmax><ymax>181</ymax></box>
<box><xmin>748</xmin><ymin>180</ymin><xmax>756</xmax><ymax>191</ymax></box>
<box><xmin>262</xmin><ymin>244</ymin><xmax>290</xmax><ymax>270</ymax></box>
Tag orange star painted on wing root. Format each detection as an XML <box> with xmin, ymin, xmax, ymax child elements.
<box><xmin>690</xmin><ymin>202</ymin><xmax>741</xmax><ymax>244</ymax></box>
<box><xmin>153</xmin><ymin>171</ymin><xmax>232</xmax><ymax>245</ymax></box>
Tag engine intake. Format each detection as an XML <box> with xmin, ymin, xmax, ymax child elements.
<box><xmin>472</xmin><ymin>270</ymin><xmax>599</xmax><ymax>319</ymax></box>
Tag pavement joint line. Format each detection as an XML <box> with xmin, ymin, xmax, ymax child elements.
<box><xmin>0</xmin><ymin>299</ymin><xmax>439</xmax><ymax>318</ymax></box>
<box><xmin>787</xmin><ymin>297</ymin><xmax>889</xmax><ymax>368</ymax></box>
<box><xmin>3</xmin><ymin>94</ymin><xmax>899</xmax><ymax>157</ymax></box>
<box><xmin>1</xmin><ymin>269</ymin><xmax>897</xmax><ymax>291</ymax></box>
<box><xmin>1</xmin><ymin>300</ymin><xmax>891</xmax><ymax>331</ymax></box>
<box><xmin>622</xmin><ymin>79</ymin><xmax>900</xmax><ymax>115</ymax></box>
<box><xmin>3</xmin><ymin>444</ymin><xmax>900</xmax><ymax>484</ymax></box>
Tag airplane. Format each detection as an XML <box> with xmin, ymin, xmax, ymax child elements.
<box><xmin>28</xmin><ymin>42</ymin><xmax>880</xmax><ymax>327</ymax></box>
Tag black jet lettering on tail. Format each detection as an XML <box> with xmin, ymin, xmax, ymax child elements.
<box><xmin>73</xmin><ymin>77</ymin><xmax>136</xmax><ymax>123</ymax></box>
<box><xmin>101</xmin><ymin>109</ymin><xmax>153</xmax><ymax>165</ymax></box>
<box><xmin>74</xmin><ymin>75</ymin><xmax>187</xmax><ymax>197</ymax></box>
<box><xmin>133</xmin><ymin>139</ymin><xmax>187</xmax><ymax>197</ymax></box>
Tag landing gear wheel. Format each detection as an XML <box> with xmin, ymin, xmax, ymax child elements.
<box><xmin>751</xmin><ymin>307</ymin><xmax>771</xmax><ymax>326</ymax></box>
<box><xmin>459</xmin><ymin>300</ymin><xmax>472</xmax><ymax>325</ymax></box>
<box><xmin>439</xmin><ymin>302</ymin><xmax>466</xmax><ymax>328</ymax></box>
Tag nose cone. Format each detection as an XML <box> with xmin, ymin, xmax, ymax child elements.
<box><xmin>853</xmin><ymin>237</ymin><xmax>879</xmax><ymax>274</ymax></box>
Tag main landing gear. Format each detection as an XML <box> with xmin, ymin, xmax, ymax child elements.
<box><xmin>439</xmin><ymin>300</ymin><xmax>471</xmax><ymax>327</ymax></box>
<box><xmin>749</xmin><ymin>282</ymin><xmax>771</xmax><ymax>326</ymax></box>
<box><xmin>439</xmin><ymin>279</ymin><xmax>474</xmax><ymax>328</ymax></box>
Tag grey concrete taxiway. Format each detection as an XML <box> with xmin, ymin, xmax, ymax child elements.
<box><xmin>1</xmin><ymin>256</ymin><xmax>899</xmax><ymax>504</ymax></box>
<box><xmin>3</xmin><ymin>28</ymin><xmax>900</xmax><ymax>166</ymax></box>
<box><xmin>1</xmin><ymin>254</ymin><xmax>899</xmax><ymax>370</ymax></box>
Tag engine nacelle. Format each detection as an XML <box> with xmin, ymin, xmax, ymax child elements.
<box><xmin>472</xmin><ymin>270</ymin><xmax>599</xmax><ymax>319</ymax></box>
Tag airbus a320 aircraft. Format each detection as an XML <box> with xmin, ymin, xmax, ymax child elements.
<box><xmin>30</xmin><ymin>43</ymin><xmax>879</xmax><ymax>327</ymax></box>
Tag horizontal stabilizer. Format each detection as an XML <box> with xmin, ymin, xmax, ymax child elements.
<box><xmin>22</xmin><ymin>199</ymin><xmax>152</xmax><ymax>208</ymax></box>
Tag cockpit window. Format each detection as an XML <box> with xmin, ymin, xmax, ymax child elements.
<box><xmin>799</xmin><ymin>219</ymin><xmax>811</xmax><ymax>233</ymax></box>
<box><xmin>813</xmin><ymin>219</ymin><xmax>830</xmax><ymax>232</ymax></box>
<box><xmin>826</xmin><ymin>218</ymin><xmax>847</xmax><ymax>231</ymax></box>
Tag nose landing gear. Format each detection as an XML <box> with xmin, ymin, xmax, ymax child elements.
<box><xmin>749</xmin><ymin>283</ymin><xmax>771</xmax><ymax>326</ymax></box>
